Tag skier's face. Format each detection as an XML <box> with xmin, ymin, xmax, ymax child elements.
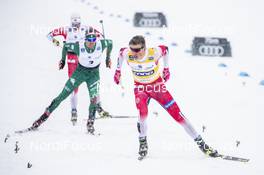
<box><xmin>129</xmin><ymin>44</ymin><xmax>145</xmax><ymax>59</ymax></box>
<box><xmin>85</xmin><ymin>40</ymin><xmax>96</xmax><ymax>48</ymax></box>
<box><xmin>72</xmin><ymin>22</ymin><xmax>80</xmax><ymax>28</ymax></box>
<box><xmin>71</xmin><ymin>16</ymin><xmax>81</xmax><ymax>28</ymax></box>
<box><xmin>85</xmin><ymin>34</ymin><xmax>97</xmax><ymax>48</ymax></box>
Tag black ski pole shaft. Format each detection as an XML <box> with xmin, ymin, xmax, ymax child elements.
<box><xmin>99</xmin><ymin>20</ymin><xmax>105</xmax><ymax>38</ymax></box>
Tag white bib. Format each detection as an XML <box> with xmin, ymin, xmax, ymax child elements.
<box><xmin>78</xmin><ymin>41</ymin><xmax>103</xmax><ymax>68</ymax></box>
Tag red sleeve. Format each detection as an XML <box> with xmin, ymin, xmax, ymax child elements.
<box><xmin>157</xmin><ymin>45</ymin><xmax>169</xmax><ymax>68</ymax></box>
<box><xmin>50</xmin><ymin>27</ymin><xmax>67</xmax><ymax>39</ymax></box>
<box><xmin>119</xmin><ymin>47</ymin><xmax>127</xmax><ymax>57</ymax></box>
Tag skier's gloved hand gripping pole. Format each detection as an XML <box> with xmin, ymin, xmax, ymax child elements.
<box><xmin>158</xmin><ymin>45</ymin><xmax>170</xmax><ymax>82</ymax></box>
<box><xmin>47</xmin><ymin>32</ymin><xmax>63</xmax><ymax>48</ymax></box>
<box><xmin>47</xmin><ymin>32</ymin><xmax>64</xmax><ymax>70</ymax></box>
<box><xmin>52</xmin><ymin>38</ymin><xmax>62</xmax><ymax>48</ymax></box>
<box><xmin>113</xmin><ymin>50</ymin><xmax>125</xmax><ymax>94</ymax></box>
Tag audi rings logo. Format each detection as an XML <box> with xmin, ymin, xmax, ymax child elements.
<box><xmin>198</xmin><ymin>45</ymin><xmax>225</xmax><ymax>56</ymax></box>
<box><xmin>191</xmin><ymin>37</ymin><xmax>232</xmax><ymax>57</ymax></box>
<box><xmin>138</xmin><ymin>18</ymin><xmax>162</xmax><ymax>27</ymax></box>
<box><xmin>133</xmin><ymin>12</ymin><xmax>167</xmax><ymax>28</ymax></box>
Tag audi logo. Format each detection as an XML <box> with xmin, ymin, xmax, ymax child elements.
<box><xmin>198</xmin><ymin>45</ymin><xmax>225</xmax><ymax>56</ymax></box>
<box><xmin>138</xmin><ymin>18</ymin><xmax>162</xmax><ymax>27</ymax></box>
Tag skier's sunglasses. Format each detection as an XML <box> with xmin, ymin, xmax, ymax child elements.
<box><xmin>130</xmin><ymin>46</ymin><xmax>145</xmax><ymax>53</ymax></box>
<box><xmin>85</xmin><ymin>37</ymin><xmax>97</xmax><ymax>42</ymax></box>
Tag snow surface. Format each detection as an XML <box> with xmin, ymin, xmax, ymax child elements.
<box><xmin>0</xmin><ymin>0</ymin><xmax>263</xmax><ymax>174</ymax></box>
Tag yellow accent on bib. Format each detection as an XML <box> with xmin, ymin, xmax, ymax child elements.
<box><xmin>127</xmin><ymin>48</ymin><xmax>160</xmax><ymax>84</ymax></box>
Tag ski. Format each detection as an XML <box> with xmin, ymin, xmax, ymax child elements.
<box><xmin>138</xmin><ymin>155</ymin><xmax>147</xmax><ymax>161</ymax></box>
<box><xmin>14</xmin><ymin>127</ymin><xmax>36</xmax><ymax>134</ymax></box>
<box><xmin>71</xmin><ymin>121</ymin><xmax>77</xmax><ymax>126</ymax></box>
<box><xmin>95</xmin><ymin>115</ymin><xmax>137</xmax><ymax>120</ymax></box>
<box><xmin>111</xmin><ymin>115</ymin><xmax>137</xmax><ymax>119</ymax></box>
<box><xmin>217</xmin><ymin>154</ymin><xmax>249</xmax><ymax>162</ymax></box>
<box><xmin>87</xmin><ymin>131</ymin><xmax>101</xmax><ymax>137</ymax></box>
<box><xmin>14</xmin><ymin>127</ymin><xmax>101</xmax><ymax>137</ymax></box>
<box><xmin>4</xmin><ymin>134</ymin><xmax>10</xmax><ymax>143</ymax></box>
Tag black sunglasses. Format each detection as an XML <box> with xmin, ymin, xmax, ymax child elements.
<box><xmin>130</xmin><ymin>46</ymin><xmax>144</xmax><ymax>53</ymax></box>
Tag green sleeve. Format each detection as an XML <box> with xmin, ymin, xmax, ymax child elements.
<box><xmin>61</xmin><ymin>43</ymin><xmax>67</xmax><ymax>62</ymax></box>
<box><xmin>100</xmin><ymin>39</ymin><xmax>113</xmax><ymax>60</ymax></box>
<box><xmin>61</xmin><ymin>43</ymin><xmax>80</xmax><ymax>61</ymax></box>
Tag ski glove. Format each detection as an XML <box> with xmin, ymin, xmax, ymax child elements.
<box><xmin>162</xmin><ymin>68</ymin><xmax>170</xmax><ymax>82</ymax></box>
<box><xmin>106</xmin><ymin>58</ymin><xmax>112</xmax><ymax>68</ymax></box>
<box><xmin>114</xmin><ymin>70</ymin><xmax>121</xmax><ymax>84</ymax></box>
<box><xmin>59</xmin><ymin>60</ymin><xmax>65</xmax><ymax>70</ymax></box>
<box><xmin>52</xmin><ymin>38</ymin><xmax>60</xmax><ymax>47</ymax></box>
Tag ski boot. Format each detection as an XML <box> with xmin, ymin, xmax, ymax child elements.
<box><xmin>71</xmin><ymin>109</ymin><xmax>78</xmax><ymax>125</ymax></box>
<box><xmin>32</xmin><ymin>112</ymin><xmax>50</xmax><ymax>130</ymax></box>
<box><xmin>97</xmin><ymin>106</ymin><xmax>111</xmax><ymax>118</ymax></box>
<box><xmin>86</xmin><ymin>119</ymin><xmax>95</xmax><ymax>134</ymax></box>
<box><xmin>195</xmin><ymin>135</ymin><xmax>218</xmax><ymax>157</ymax></box>
<box><xmin>138</xmin><ymin>136</ymin><xmax>148</xmax><ymax>159</ymax></box>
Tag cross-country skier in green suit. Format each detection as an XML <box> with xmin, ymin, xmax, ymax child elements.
<box><xmin>31</xmin><ymin>29</ymin><xmax>113</xmax><ymax>134</ymax></box>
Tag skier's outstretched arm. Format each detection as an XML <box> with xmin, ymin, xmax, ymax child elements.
<box><xmin>47</xmin><ymin>27</ymin><xmax>67</xmax><ymax>47</ymax></box>
<box><xmin>157</xmin><ymin>45</ymin><xmax>170</xmax><ymax>82</ymax></box>
<box><xmin>157</xmin><ymin>45</ymin><xmax>169</xmax><ymax>68</ymax></box>
<box><xmin>100</xmin><ymin>39</ymin><xmax>113</xmax><ymax>68</ymax></box>
<box><xmin>100</xmin><ymin>39</ymin><xmax>113</xmax><ymax>57</ymax></box>
<box><xmin>114</xmin><ymin>48</ymin><xmax>127</xmax><ymax>84</ymax></box>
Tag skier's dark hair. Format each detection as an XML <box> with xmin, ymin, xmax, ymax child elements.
<box><xmin>129</xmin><ymin>35</ymin><xmax>146</xmax><ymax>48</ymax></box>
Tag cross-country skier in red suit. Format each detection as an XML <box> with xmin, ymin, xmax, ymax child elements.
<box><xmin>47</xmin><ymin>13</ymin><xmax>110</xmax><ymax>125</ymax></box>
<box><xmin>114</xmin><ymin>35</ymin><xmax>218</xmax><ymax>159</ymax></box>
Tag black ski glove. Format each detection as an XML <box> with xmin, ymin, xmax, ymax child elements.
<box><xmin>106</xmin><ymin>58</ymin><xmax>111</xmax><ymax>68</ymax></box>
<box><xmin>59</xmin><ymin>60</ymin><xmax>65</xmax><ymax>70</ymax></box>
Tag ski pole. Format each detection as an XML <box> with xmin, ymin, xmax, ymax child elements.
<box><xmin>119</xmin><ymin>79</ymin><xmax>125</xmax><ymax>97</ymax></box>
<box><xmin>99</xmin><ymin>20</ymin><xmax>105</xmax><ymax>38</ymax></box>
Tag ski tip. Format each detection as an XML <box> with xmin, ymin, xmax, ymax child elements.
<box><xmin>4</xmin><ymin>134</ymin><xmax>10</xmax><ymax>143</ymax></box>
<box><xmin>138</xmin><ymin>156</ymin><xmax>144</xmax><ymax>161</ymax></box>
<box><xmin>138</xmin><ymin>155</ymin><xmax>146</xmax><ymax>161</ymax></box>
<box><xmin>14</xmin><ymin>127</ymin><xmax>36</xmax><ymax>134</ymax></box>
<box><xmin>219</xmin><ymin>154</ymin><xmax>250</xmax><ymax>163</ymax></box>
<box><xmin>72</xmin><ymin>122</ymin><xmax>77</xmax><ymax>126</ymax></box>
<box><xmin>86</xmin><ymin>132</ymin><xmax>101</xmax><ymax>137</ymax></box>
<box><xmin>14</xmin><ymin>130</ymin><xmax>23</xmax><ymax>134</ymax></box>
